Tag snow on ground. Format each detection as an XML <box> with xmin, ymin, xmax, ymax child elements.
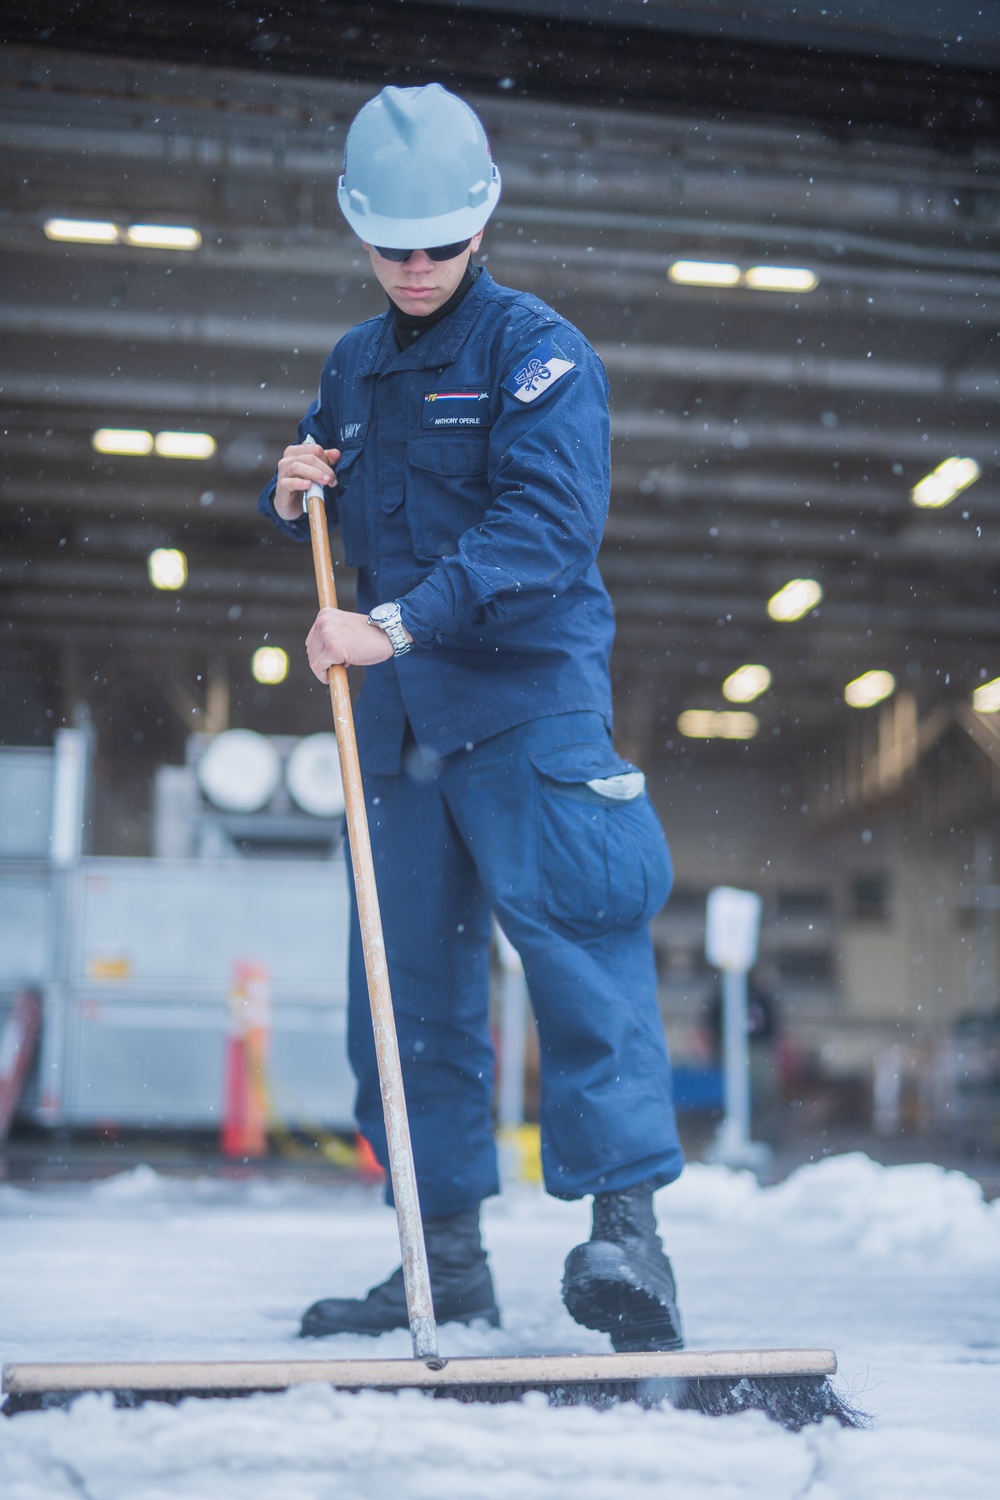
<box><xmin>1</xmin><ymin>1152</ymin><xmax>999</xmax><ymax>1499</ymax></box>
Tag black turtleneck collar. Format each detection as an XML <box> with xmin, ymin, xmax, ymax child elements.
<box><xmin>390</xmin><ymin>262</ymin><xmax>482</xmax><ymax>349</ymax></box>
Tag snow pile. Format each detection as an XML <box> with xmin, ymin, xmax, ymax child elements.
<box><xmin>0</xmin><ymin>1387</ymin><xmax>816</xmax><ymax>1500</ymax></box>
<box><xmin>666</xmin><ymin>1153</ymin><xmax>1000</xmax><ymax>1263</ymax></box>
<box><xmin>2</xmin><ymin>1153</ymin><xmax>999</xmax><ymax>1498</ymax></box>
<box><xmin>4</xmin><ymin>1380</ymin><xmax>1000</xmax><ymax>1500</ymax></box>
<box><xmin>0</xmin><ymin>1163</ymin><xmax>382</xmax><ymax>1219</ymax></box>
<box><xmin>8</xmin><ymin>1149</ymin><xmax>996</xmax><ymax>1263</ymax></box>
<box><xmin>86</xmin><ymin>1161</ymin><xmax>166</xmax><ymax>1202</ymax></box>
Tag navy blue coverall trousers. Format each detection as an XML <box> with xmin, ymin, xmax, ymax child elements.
<box><xmin>261</xmin><ymin>268</ymin><xmax>685</xmax><ymax>1216</ymax></box>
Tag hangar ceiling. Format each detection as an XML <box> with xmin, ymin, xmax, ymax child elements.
<box><xmin>1</xmin><ymin>20</ymin><xmax>999</xmax><ymax>831</ymax></box>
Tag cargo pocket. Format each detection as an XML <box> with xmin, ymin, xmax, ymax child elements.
<box><xmin>530</xmin><ymin>743</ymin><xmax>673</xmax><ymax>937</ymax></box>
<box><xmin>332</xmin><ymin>444</ymin><xmax>367</xmax><ymax>566</ymax></box>
<box><xmin>406</xmin><ymin>439</ymin><xmax>491</xmax><ymax>560</ymax></box>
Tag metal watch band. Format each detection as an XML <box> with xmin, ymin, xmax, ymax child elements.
<box><xmin>368</xmin><ymin>603</ymin><xmax>412</xmax><ymax>656</ymax></box>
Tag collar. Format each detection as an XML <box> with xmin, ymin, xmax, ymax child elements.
<box><xmin>360</xmin><ymin>267</ymin><xmax>497</xmax><ymax>377</ymax></box>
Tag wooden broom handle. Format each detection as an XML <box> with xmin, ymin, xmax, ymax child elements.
<box><xmin>304</xmin><ymin>484</ymin><xmax>439</xmax><ymax>1363</ymax></box>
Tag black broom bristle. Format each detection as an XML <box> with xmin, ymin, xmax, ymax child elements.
<box><xmin>4</xmin><ymin>1376</ymin><xmax>866</xmax><ymax>1430</ymax></box>
<box><xmin>668</xmin><ymin>1374</ymin><xmax>865</xmax><ymax>1430</ymax></box>
<box><xmin>439</xmin><ymin>1374</ymin><xmax>865</xmax><ymax>1430</ymax></box>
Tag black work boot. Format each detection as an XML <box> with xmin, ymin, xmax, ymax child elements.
<box><xmin>300</xmin><ymin>1207</ymin><xmax>500</xmax><ymax>1338</ymax></box>
<box><xmin>561</xmin><ymin>1182</ymin><xmax>683</xmax><ymax>1352</ymax></box>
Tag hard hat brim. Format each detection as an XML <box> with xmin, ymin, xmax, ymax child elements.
<box><xmin>337</xmin><ymin>171</ymin><xmax>501</xmax><ymax>248</ymax></box>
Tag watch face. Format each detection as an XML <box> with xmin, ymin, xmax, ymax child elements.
<box><xmin>370</xmin><ymin>603</ymin><xmax>398</xmax><ymax>625</ymax></box>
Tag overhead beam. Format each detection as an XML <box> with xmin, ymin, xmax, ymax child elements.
<box><xmin>614</xmin><ymin>471</ymin><xmax>905</xmax><ymax>512</ymax></box>
<box><xmin>4</xmin><ymin>103</ymin><xmax>998</xmax><ymax>273</ymax></box>
<box><xmin>4</xmin><ymin>300</ymin><xmax>997</xmax><ymax>404</ymax></box>
<box><xmin>611</xmin><ymin>617</ymin><xmax>970</xmax><ymax>665</ymax></box>
<box><xmin>611</xmin><ymin>466</ymin><xmax>994</xmax><ymax>520</ymax></box>
<box><xmin>0</xmin><ymin>372</ymin><xmax>303</xmax><ymax>420</ymax></box>
<box><xmin>602</xmin><ymin>514</ymin><xmax>1000</xmax><ymax>563</ymax></box>
<box><xmin>610</xmin><ymin>587</ymin><xmax>1000</xmax><ymax>637</ymax></box>
<box><xmin>5</xmin><ymin>467</ymin><xmax>996</xmax><ymax>528</ymax></box>
<box><xmin>4</xmin><ymin>235</ymin><xmax>996</xmax><ymax>329</ymax></box>
<box><xmin>600</xmin><ymin>343</ymin><xmax>999</xmax><ymax>402</ymax></box>
<box><xmin>0</xmin><ymin>304</ymin><xmax>356</xmax><ymax>358</ymax></box>
<box><xmin>4</xmin><ymin>0</ymin><xmax>999</xmax><ymax>136</ymax></box>
<box><xmin>5</xmin><ymin>504</ymin><xmax>996</xmax><ymax>578</ymax></box>
<box><xmin>0</xmin><ymin>479</ymin><xmax>266</xmax><ymax>521</ymax></box>
<box><xmin>611</xmin><ymin>413</ymin><xmax>1000</xmax><ymax>463</ymax></box>
<box><xmin>4</xmin><ymin>571</ymin><xmax>994</xmax><ymax>640</ymax></box>
<box><xmin>0</xmin><ymin>557</ymin><xmax>315</xmax><ymax>600</ymax></box>
<box><xmin>3</xmin><ymin>372</ymin><xmax>996</xmax><ymax>465</ymax></box>
<box><xmin>0</xmin><ymin>590</ymin><xmax>343</xmax><ymax>633</ymax></box>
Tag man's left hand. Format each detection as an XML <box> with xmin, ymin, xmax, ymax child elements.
<box><xmin>306</xmin><ymin>607</ymin><xmax>401</xmax><ymax>679</ymax></box>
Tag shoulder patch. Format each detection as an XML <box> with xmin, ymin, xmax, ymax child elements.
<box><xmin>502</xmin><ymin>337</ymin><xmax>577</xmax><ymax>405</ymax></box>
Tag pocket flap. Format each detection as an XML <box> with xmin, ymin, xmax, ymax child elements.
<box><xmin>334</xmin><ymin>444</ymin><xmax>363</xmax><ymax>479</ymax></box>
<box><xmin>409</xmin><ymin>439</ymin><xmax>489</xmax><ymax>477</ymax></box>
<box><xmin>529</xmin><ymin>741</ymin><xmax>639</xmax><ymax>787</ymax></box>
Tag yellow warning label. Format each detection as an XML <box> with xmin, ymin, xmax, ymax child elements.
<box><xmin>87</xmin><ymin>956</ymin><xmax>131</xmax><ymax>980</ymax></box>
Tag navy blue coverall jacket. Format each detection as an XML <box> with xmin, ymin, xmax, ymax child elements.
<box><xmin>260</xmin><ymin>268</ymin><xmax>683</xmax><ymax>1212</ymax></box>
<box><xmin>260</xmin><ymin>268</ymin><xmax>615</xmax><ymax>773</ymax></box>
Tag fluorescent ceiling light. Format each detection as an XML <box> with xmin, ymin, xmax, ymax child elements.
<box><xmin>722</xmin><ymin>664</ymin><xmax>772</xmax><ymax>703</ymax></box>
<box><xmin>668</xmin><ymin>260</ymin><xmax>741</xmax><ymax>287</ymax></box>
<box><xmin>910</xmin><ymin>456</ymin><xmax>981</xmax><ymax>509</ymax></box>
<box><xmin>844</xmin><ymin>670</ymin><xmax>895</xmax><ymax>709</ymax></box>
<box><xmin>677</xmin><ymin>710</ymin><xmax>759</xmax><ymax>740</ymax></box>
<box><xmin>668</xmin><ymin>261</ymin><xmax>818</xmax><ymax>292</ymax></box>
<box><xmin>767</xmin><ymin>578</ymin><xmax>823</xmax><ymax>622</ymax></box>
<box><xmin>154</xmin><ymin>431</ymin><xmax>216</xmax><ymax>460</ymax></box>
<box><xmin>744</xmin><ymin>265</ymin><xmax>818</xmax><ymax>292</ymax></box>
<box><xmin>94</xmin><ymin>429</ymin><xmax>216</xmax><ymax>459</ymax></box>
<box><xmin>148</xmin><ymin>548</ymin><xmax>188</xmax><ymax>591</ymax></box>
<box><xmin>92</xmin><ymin>428</ymin><xmax>154</xmax><ymax>455</ymax></box>
<box><xmin>43</xmin><ymin>219</ymin><xmax>203</xmax><ymax>251</ymax></box>
<box><xmin>252</xmin><ymin>647</ymin><xmax>289</xmax><ymax>685</ymax></box>
<box><xmin>44</xmin><ymin>217</ymin><xmax>119</xmax><ymax>244</ymax></box>
<box><xmin>973</xmin><ymin>676</ymin><xmax>1000</xmax><ymax>713</ymax></box>
<box><xmin>124</xmin><ymin>224</ymin><xmax>202</xmax><ymax>250</ymax></box>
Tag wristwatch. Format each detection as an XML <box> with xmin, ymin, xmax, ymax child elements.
<box><xmin>368</xmin><ymin>601</ymin><xmax>412</xmax><ymax>656</ymax></box>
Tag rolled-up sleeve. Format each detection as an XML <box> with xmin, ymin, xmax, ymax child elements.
<box><xmin>398</xmin><ymin>324</ymin><xmax>610</xmax><ymax>647</ymax></box>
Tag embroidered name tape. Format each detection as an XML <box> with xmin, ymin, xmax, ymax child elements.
<box><xmin>422</xmin><ymin>389</ymin><xmax>491</xmax><ymax>429</ymax></box>
<box><xmin>502</xmin><ymin>338</ymin><xmax>576</xmax><ymax>405</ymax></box>
<box><xmin>339</xmin><ymin>419</ymin><xmax>369</xmax><ymax>444</ymax></box>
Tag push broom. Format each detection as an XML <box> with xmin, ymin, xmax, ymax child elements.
<box><xmin>2</xmin><ymin>466</ymin><xmax>859</xmax><ymax>1429</ymax></box>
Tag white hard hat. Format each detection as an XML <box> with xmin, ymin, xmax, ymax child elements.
<box><xmin>338</xmin><ymin>83</ymin><xmax>502</xmax><ymax>249</ymax></box>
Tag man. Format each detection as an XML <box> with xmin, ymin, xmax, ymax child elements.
<box><xmin>260</xmin><ymin>83</ymin><xmax>685</xmax><ymax>1352</ymax></box>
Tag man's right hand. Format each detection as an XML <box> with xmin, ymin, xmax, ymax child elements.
<box><xmin>273</xmin><ymin>441</ymin><xmax>341</xmax><ymax>521</ymax></box>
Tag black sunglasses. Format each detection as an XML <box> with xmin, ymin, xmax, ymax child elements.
<box><xmin>373</xmin><ymin>239</ymin><xmax>472</xmax><ymax>263</ymax></box>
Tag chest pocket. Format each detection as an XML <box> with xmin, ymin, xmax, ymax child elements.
<box><xmin>405</xmin><ymin>438</ymin><xmax>491</xmax><ymax>561</ymax></box>
<box><xmin>332</xmin><ymin>444</ymin><xmax>366</xmax><ymax>567</ymax></box>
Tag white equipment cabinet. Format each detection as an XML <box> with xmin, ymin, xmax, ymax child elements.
<box><xmin>1</xmin><ymin>733</ymin><xmax>357</xmax><ymax>1133</ymax></box>
<box><xmin>56</xmin><ymin>856</ymin><xmax>354</xmax><ymax>1128</ymax></box>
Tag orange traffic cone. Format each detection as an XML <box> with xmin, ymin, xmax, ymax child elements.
<box><xmin>221</xmin><ymin>960</ymin><xmax>270</xmax><ymax>1159</ymax></box>
<box><xmin>355</xmin><ymin>1133</ymin><xmax>386</xmax><ymax>1181</ymax></box>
